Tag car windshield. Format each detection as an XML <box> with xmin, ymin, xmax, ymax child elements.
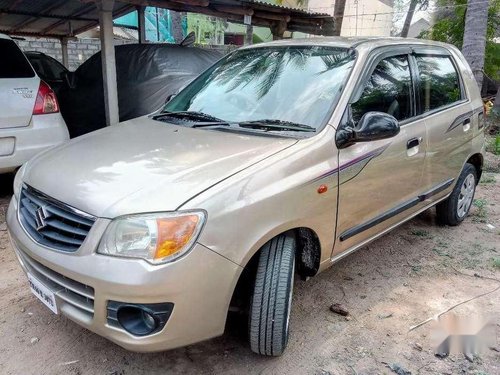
<box><xmin>162</xmin><ymin>46</ymin><xmax>356</xmax><ymax>133</ymax></box>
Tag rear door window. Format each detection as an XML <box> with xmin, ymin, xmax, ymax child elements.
<box><xmin>0</xmin><ymin>39</ymin><xmax>35</xmax><ymax>78</ymax></box>
<box><xmin>415</xmin><ymin>55</ymin><xmax>462</xmax><ymax>113</ymax></box>
<box><xmin>351</xmin><ymin>55</ymin><xmax>413</xmax><ymax>123</ymax></box>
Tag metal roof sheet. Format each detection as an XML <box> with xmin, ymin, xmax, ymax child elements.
<box><xmin>0</xmin><ymin>0</ymin><xmax>334</xmax><ymax>38</ymax></box>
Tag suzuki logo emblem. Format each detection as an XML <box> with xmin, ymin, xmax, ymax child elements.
<box><xmin>35</xmin><ymin>206</ymin><xmax>49</xmax><ymax>231</ymax></box>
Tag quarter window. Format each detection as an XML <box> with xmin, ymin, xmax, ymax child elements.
<box><xmin>415</xmin><ymin>55</ymin><xmax>462</xmax><ymax>113</ymax></box>
<box><xmin>351</xmin><ymin>55</ymin><xmax>412</xmax><ymax>123</ymax></box>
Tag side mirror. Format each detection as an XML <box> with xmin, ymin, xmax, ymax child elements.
<box><xmin>337</xmin><ymin>111</ymin><xmax>400</xmax><ymax>148</ymax></box>
<box><xmin>62</xmin><ymin>71</ymin><xmax>76</xmax><ymax>89</ymax></box>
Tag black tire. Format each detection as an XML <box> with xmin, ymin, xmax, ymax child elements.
<box><xmin>249</xmin><ymin>235</ymin><xmax>296</xmax><ymax>356</ymax></box>
<box><xmin>436</xmin><ymin>163</ymin><xmax>477</xmax><ymax>226</ymax></box>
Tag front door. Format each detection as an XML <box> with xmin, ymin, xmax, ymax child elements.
<box><xmin>333</xmin><ymin>53</ymin><xmax>427</xmax><ymax>258</ymax></box>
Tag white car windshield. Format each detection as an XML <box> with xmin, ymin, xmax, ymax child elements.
<box><xmin>162</xmin><ymin>46</ymin><xmax>356</xmax><ymax>133</ymax></box>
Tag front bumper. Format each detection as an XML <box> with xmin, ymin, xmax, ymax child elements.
<box><xmin>6</xmin><ymin>197</ymin><xmax>242</xmax><ymax>352</ymax></box>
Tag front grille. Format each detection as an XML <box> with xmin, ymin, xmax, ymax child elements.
<box><xmin>17</xmin><ymin>249</ymin><xmax>95</xmax><ymax>318</ymax></box>
<box><xmin>18</xmin><ymin>185</ymin><xmax>95</xmax><ymax>252</ymax></box>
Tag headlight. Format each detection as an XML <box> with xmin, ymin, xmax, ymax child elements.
<box><xmin>97</xmin><ymin>211</ymin><xmax>206</xmax><ymax>264</ymax></box>
<box><xmin>13</xmin><ymin>164</ymin><xmax>27</xmax><ymax>199</ymax></box>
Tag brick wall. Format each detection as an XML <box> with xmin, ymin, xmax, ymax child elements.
<box><xmin>14</xmin><ymin>37</ymin><xmax>134</xmax><ymax>71</ymax></box>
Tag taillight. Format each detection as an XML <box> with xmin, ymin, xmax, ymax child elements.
<box><xmin>32</xmin><ymin>81</ymin><xmax>59</xmax><ymax>115</ymax></box>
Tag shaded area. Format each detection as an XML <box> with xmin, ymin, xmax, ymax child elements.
<box><xmin>58</xmin><ymin>43</ymin><xmax>221</xmax><ymax>137</ymax></box>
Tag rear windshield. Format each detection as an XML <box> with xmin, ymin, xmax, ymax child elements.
<box><xmin>0</xmin><ymin>39</ymin><xmax>35</xmax><ymax>79</ymax></box>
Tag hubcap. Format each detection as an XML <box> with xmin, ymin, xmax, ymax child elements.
<box><xmin>457</xmin><ymin>173</ymin><xmax>475</xmax><ymax>218</ymax></box>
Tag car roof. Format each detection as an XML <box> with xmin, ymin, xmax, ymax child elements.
<box><xmin>240</xmin><ymin>37</ymin><xmax>454</xmax><ymax>52</ymax></box>
<box><xmin>0</xmin><ymin>33</ymin><xmax>12</xmax><ymax>40</ymax></box>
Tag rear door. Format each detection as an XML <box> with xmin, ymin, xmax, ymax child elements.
<box><xmin>412</xmin><ymin>48</ymin><xmax>475</xmax><ymax>196</ymax></box>
<box><xmin>0</xmin><ymin>37</ymin><xmax>39</xmax><ymax>129</ymax></box>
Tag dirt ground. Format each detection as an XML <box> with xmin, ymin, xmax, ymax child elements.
<box><xmin>1</xmin><ymin>144</ymin><xmax>499</xmax><ymax>375</ymax></box>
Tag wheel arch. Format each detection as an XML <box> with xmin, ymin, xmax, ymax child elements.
<box><xmin>228</xmin><ymin>227</ymin><xmax>322</xmax><ymax>313</ymax></box>
<box><xmin>466</xmin><ymin>153</ymin><xmax>483</xmax><ymax>183</ymax></box>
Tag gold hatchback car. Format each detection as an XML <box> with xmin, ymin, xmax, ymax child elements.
<box><xmin>7</xmin><ymin>38</ymin><xmax>485</xmax><ymax>356</ymax></box>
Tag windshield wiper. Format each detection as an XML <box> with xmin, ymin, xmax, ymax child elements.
<box><xmin>190</xmin><ymin>121</ymin><xmax>232</xmax><ymax>128</ymax></box>
<box><xmin>237</xmin><ymin>119</ymin><xmax>316</xmax><ymax>133</ymax></box>
<box><xmin>153</xmin><ymin>111</ymin><xmax>226</xmax><ymax>123</ymax></box>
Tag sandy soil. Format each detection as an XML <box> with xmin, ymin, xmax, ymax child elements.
<box><xmin>0</xmin><ymin>152</ymin><xmax>499</xmax><ymax>375</ymax></box>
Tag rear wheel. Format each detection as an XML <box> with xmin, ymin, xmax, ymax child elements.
<box><xmin>436</xmin><ymin>163</ymin><xmax>477</xmax><ymax>226</ymax></box>
<box><xmin>249</xmin><ymin>235</ymin><xmax>295</xmax><ymax>356</ymax></box>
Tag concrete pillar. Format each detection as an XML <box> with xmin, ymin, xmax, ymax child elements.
<box><xmin>271</xmin><ymin>21</ymin><xmax>287</xmax><ymax>40</ymax></box>
<box><xmin>60</xmin><ymin>37</ymin><xmax>69</xmax><ymax>69</ymax></box>
<box><xmin>137</xmin><ymin>6</ymin><xmax>146</xmax><ymax>44</ymax></box>
<box><xmin>245</xmin><ymin>25</ymin><xmax>253</xmax><ymax>45</ymax></box>
<box><xmin>97</xmin><ymin>0</ymin><xmax>119</xmax><ymax>126</ymax></box>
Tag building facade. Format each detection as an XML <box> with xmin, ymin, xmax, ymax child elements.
<box><xmin>307</xmin><ymin>0</ymin><xmax>394</xmax><ymax>37</ymax></box>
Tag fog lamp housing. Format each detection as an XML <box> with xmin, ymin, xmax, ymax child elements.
<box><xmin>107</xmin><ymin>301</ymin><xmax>174</xmax><ymax>336</ymax></box>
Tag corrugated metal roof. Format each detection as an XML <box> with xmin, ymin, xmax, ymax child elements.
<box><xmin>0</xmin><ymin>0</ymin><xmax>334</xmax><ymax>38</ymax></box>
<box><xmin>0</xmin><ymin>0</ymin><xmax>134</xmax><ymax>38</ymax></box>
<box><xmin>247</xmin><ymin>0</ymin><xmax>332</xmax><ymax>16</ymax></box>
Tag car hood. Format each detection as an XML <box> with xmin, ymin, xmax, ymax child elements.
<box><xmin>23</xmin><ymin>117</ymin><xmax>296</xmax><ymax>218</ymax></box>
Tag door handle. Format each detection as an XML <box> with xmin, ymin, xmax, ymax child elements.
<box><xmin>463</xmin><ymin>118</ymin><xmax>471</xmax><ymax>132</ymax></box>
<box><xmin>407</xmin><ymin>137</ymin><xmax>420</xmax><ymax>149</ymax></box>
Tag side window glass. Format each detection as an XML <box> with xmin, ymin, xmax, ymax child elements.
<box><xmin>416</xmin><ymin>55</ymin><xmax>462</xmax><ymax>112</ymax></box>
<box><xmin>351</xmin><ymin>55</ymin><xmax>412</xmax><ymax>124</ymax></box>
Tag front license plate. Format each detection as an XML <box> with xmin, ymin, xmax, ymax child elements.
<box><xmin>27</xmin><ymin>273</ymin><xmax>58</xmax><ymax>314</ymax></box>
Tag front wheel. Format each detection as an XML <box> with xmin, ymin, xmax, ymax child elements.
<box><xmin>249</xmin><ymin>235</ymin><xmax>296</xmax><ymax>356</ymax></box>
<box><xmin>436</xmin><ymin>163</ymin><xmax>477</xmax><ymax>226</ymax></box>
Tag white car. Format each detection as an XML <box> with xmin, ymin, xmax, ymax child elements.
<box><xmin>0</xmin><ymin>33</ymin><xmax>69</xmax><ymax>174</ymax></box>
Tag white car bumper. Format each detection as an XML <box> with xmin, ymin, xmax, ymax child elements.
<box><xmin>0</xmin><ymin>113</ymin><xmax>69</xmax><ymax>174</ymax></box>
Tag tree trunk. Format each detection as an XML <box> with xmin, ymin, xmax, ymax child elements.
<box><xmin>494</xmin><ymin>86</ymin><xmax>500</xmax><ymax>114</ymax></box>
<box><xmin>462</xmin><ymin>0</ymin><xmax>489</xmax><ymax>91</ymax></box>
<box><xmin>333</xmin><ymin>0</ymin><xmax>347</xmax><ymax>36</ymax></box>
<box><xmin>401</xmin><ymin>0</ymin><xmax>418</xmax><ymax>37</ymax></box>
<box><xmin>170</xmin><ymin>11</ymin><xmax>184</xmax><ymax>44</ymax></box>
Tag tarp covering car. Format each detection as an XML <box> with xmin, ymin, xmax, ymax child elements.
<box><xmin>58</xmin><ymin>43</ymin><xmax>222</xmax><ymax>137</ymax></box>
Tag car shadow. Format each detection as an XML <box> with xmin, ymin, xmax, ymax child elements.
<box><xmin>0</xmin><ymin>172</ymin><xmax>14</xmax><ymax>198</ymax></box>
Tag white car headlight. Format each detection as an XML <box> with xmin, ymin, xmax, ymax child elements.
<box><xmin>97</xmin><ymin>211</ymin><xmax>206</xmax><ymax>264</ymax></box>
<box><xmin>13</xmin><ymin>163</ymin><xmax>27</xmax><ymax>199</ymax></box>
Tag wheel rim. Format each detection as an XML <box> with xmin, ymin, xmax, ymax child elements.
<box><xmin>457</xmin><ymin>173</ymin><xmax>475</xmax><ymax>218</ymax></box>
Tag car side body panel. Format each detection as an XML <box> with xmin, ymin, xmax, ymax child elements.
<box><xmin>181</xmin><ymin>126</ymin><xmax>340</xmax><ymax>269</ymax></box>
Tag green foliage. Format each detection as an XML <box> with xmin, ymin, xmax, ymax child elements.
<box><xmin>420</xmin><ymin>0</ymin><xmax>500</xmax><ymax>80</ymax></box>
<box><xmin>486</xmin><ymin>135</ymin><xmax>500</xmax><ymax>155</ymax></box>
<box><xmin>492</xmin><ymin>257</ymin><xmax>500</xmax><ymax>269</ymax></box>
<box><xmin>472</xmin><ymin>198</ymin><xmax>488</xmax><ymax>222</ymax></box>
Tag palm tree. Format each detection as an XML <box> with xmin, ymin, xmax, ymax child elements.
<box><xmin>213</xmin><ymin>48</ymin><xmax>353</xmax><ymax>99</ymax></box>
<box><xmin>462</xmin><ymin>0</ymin><xmax>489</xmax><ymax>90</ymax></box>
<box><xmin>400</xmin><ymin>0</ymin><xmax>429</xmax><ymax>37</ymax></box>
<box><xmin>333</xmin><ymin>0</ymin><xmax>347</xmax><ymax>36</ymax></box>
<box><xmin>494</xmin><ymin>87</ymin><xmax>500</xmax><ymax>116</ymax></box>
